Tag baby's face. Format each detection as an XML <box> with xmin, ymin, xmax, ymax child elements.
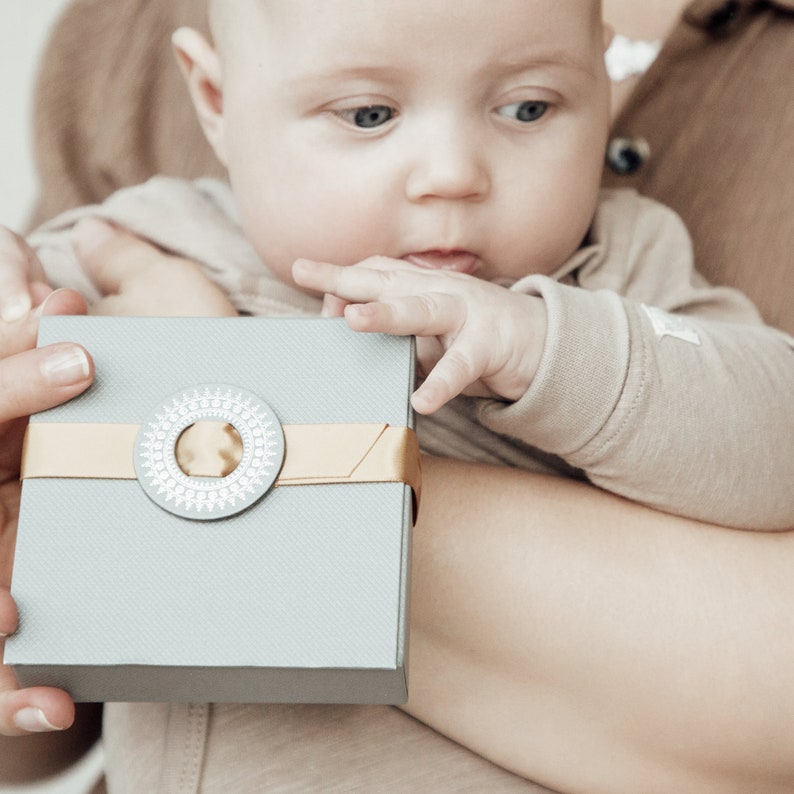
<box><xmin>207</xmin><ymin>0</ymin><xmax>610</xmax><ymax>285</ymax></box>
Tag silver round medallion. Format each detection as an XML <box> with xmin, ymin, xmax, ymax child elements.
<box><xmin>134</xmin><ymin>384</ymin><xmax>284</xmax><ymax>520</ymax></box>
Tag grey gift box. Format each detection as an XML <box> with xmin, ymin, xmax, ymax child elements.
<box><xmin>7</xmin><ymin>316</ymin><xmax>417</xmax><ymax>704</ymax></box>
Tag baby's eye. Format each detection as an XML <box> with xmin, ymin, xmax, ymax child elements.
<box><xmin>336</xmin><ymin>105</ymin><xmax>396</xmax><ymax>129</ymax></box>
<box><xmin>497</xmin><ymin>100</ymin><xmax>548</xmax><ymax>123</ymax></box>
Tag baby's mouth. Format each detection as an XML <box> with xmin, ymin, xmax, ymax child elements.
<box><xmin>402</xmin><ymin>250</ymin><xmax>480</xmax><ymax>275</ymax></box>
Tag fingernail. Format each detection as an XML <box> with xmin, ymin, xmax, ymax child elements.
<box><xmin>40</xmin><ymin>345</ymin><xmax>90</xmax><ymax>386</ymax></box>
<box><xmin>72</xmin><ymin>217</ymin><xmax>116</xmax><ymax>257</ymax></box>
<box><xmin>13</xmin><ymin>707</ymin><xmax>63</xmax><ymax>733</ymax></box>
<box><xmin>1</xmin><ymin>294</ymin><xmax>31</xmax><ymax>323</ymax></box>
<box><xmin>34</xmin><ymin>288</ymin><xmax>73</xmax><ymax>319</ymax></box>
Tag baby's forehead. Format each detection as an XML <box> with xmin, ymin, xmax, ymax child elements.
<box><xmin>210</xmin><ymin>0</ymin><xmax>602</xmax><ymax>31</ymax></box>
<box><xmin>209</xmin><ymin>0</ymin><xmax>604</xmax><ymax>76</ymax></box>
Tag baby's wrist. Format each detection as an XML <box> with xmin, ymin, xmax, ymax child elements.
<box><xmin>497</xmin><ymin>293</ymin><xmax>547</xmax><ymax>402</ymax></box>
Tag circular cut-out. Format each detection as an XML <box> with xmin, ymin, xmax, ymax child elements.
<box><xmin>134</xmin><ymin>385</ymin><xmax>284</xmax><ymax>520</ymax></box>
<box><xmin>175</xmin><ymin>421</ymin><xmax>244</xmax><ymax>478</ymax></box>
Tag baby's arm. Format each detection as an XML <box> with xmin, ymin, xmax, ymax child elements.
<box><xmin>472</xmin><ymin>195</ymin><xmax>794</xmax><ymax>530</ymax></box>
<box><xmin>292</xmin><ymin>257</ymin><xmax>548</xmax><ymax>414</ymax></box>
<box><xmin>293</xmin><ymin>243</ymin><xmax>794</xmax><ymax>530</ymax></box>
<box><xmin>71</xmin><ymin>218</ymin><xmax>237</xmax><ymax>317</ymax></box>
<box><xmin>2</xmin><ymin>217</ymin><xmax>237</xmax><ymax>320</ymax></box>
<box><xmin>480</xmin><ymin>275</ymin><xmax>794</xmax><ymax>530</ymax></box>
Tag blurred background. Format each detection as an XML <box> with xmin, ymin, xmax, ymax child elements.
<box><xmin>1</xmin><ymin>1</ymin><xmax>69</xmax><ymax>231</ymax></box>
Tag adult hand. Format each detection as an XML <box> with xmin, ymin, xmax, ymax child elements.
<box><xmin>1</xmin><ymin>218</ymin><xmax>234</xmax><ymax>734</ymax></box>
<box><xmin>0</xmin><ymin>228</ymin><xmax>54</xmax><ymax>322</ymax></box>
<box><xmin>292</xmin><ymin>257</ymin><xmax>548</xmax><ymax>414</ymax></box>
<box><xmin>72</xmin><ymin>217</ymin><xmax>237</xmax><ymax>317</ymax></box>
<box><xmin>0</xmin><ymin>288</ymin><xmax>93</xmax><ymax>736</ymax></box>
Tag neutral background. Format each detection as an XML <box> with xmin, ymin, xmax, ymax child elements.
<box><xmin>1</xmin><ymin>0</ymin><xmax>70</xmax><ymax>232</ymax></box>
<box><xmin>1</xmin><ymin>4</ymin><xmax>104</xmax><ymax>793</ymax></box>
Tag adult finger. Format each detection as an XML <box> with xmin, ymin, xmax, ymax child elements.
<box><xmin>0</xmin><ymin>683</ymin><xmax>74</xmax><ymax>736</ymax></box>
<box><xmin>0</xmin><ymin>229</ymin><xmax>47</xmax><ymax>323</ymax></box>
<box><xmin>0</xmin><ymin>343</ymin><xmax>93</xmax><ymax>424</ymax></box>
<box><xmin>0</xmin><ymin>288</ymin><xmax>88</xmax><ymax>362</ymax></box>
<box><xmin>0</xmin><ymin>588</ymin><xmax>16</xmax><ymax>637</ymax></box>
<box><xmin>0</xmin><ymin>591</ymin><xmax>74</xmax><ymax>736</ymax></box>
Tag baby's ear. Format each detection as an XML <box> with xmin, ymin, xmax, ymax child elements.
<box><xmin>171</xmin><ymin>27</ymin><xmax>228</xmax><ymax>165</ymax></box>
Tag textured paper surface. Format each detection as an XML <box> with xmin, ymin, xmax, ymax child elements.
<box><xmin>8</xmin><ymin>317</ymin><xmax>415</xmax><ymax>703</ymax></box>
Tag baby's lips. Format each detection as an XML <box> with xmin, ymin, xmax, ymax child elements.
<box><xmin>402</xmin><ymin>250</ymin><xmax>480</xmax><ymax>274</ymax></box>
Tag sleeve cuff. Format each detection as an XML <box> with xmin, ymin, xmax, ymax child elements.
<box><xmin>478</xmin><ymin>275</ymin><xmax>631</xmax><ymax>457</ymax></box>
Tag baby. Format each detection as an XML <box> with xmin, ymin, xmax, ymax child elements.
<box><xmin>22</xmin><ymin>0</ymin><xmax>794</xmax><ymax>529</ymax></box>
<box><xmin>190</xmin><ymin>0</ymin><xmax>611</xmax><ymax>414</ymax></box>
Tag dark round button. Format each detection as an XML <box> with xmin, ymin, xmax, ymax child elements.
<box><xmin>606</xmin><ymin>137</ymin><xmax>650</xmax><ymax>175</ymax></box>
<box><xmin>684</xmin><ymin>0</ymin><xmax>742</xmax><ymax>33</ymax></box>
<box><xmin>706</xmin><ymin>0</ymin><xmax>741</xmax><ymax>31</ymax></box>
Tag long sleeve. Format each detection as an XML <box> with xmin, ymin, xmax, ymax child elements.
<box><xmin>479</xmin><ymin>191</ymin><xmax>794</xmax><ymax>530</ymax></box>
<box><xmin>30</xmin><ymin>180</ymin><xmax>794</xmax><ymax>529</ymax></box>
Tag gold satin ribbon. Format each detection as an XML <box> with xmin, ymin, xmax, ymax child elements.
<box><xmin>21</xmin><ymin>422</ymin><xmax>421</xmax><ymax>509</ymax></box>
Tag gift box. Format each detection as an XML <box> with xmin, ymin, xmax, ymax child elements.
<box><xmin>8</xmin><ymin>316</ymin><xmax>418</xmax><ymax>704</ymax></box>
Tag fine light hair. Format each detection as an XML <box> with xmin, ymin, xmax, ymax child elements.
<box><xmin>207</xmin><ymin>0</ymin><xmax>607</xmax><ymax>66</ymax></box>
<box><xmin>208</xmin><ymin>0</ymin><xmax>605</xmax><ymax>36</ymax></box>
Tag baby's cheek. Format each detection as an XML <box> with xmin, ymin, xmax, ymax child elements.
<box><xmin>498</xmin><ymin>201</ymin><xmax>589</xmax><ymax>280</ymax></box>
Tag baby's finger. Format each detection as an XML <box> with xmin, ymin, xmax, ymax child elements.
<box><xmin>411</xmin><ymin>346</ymin><xmax>482</xmax><ymax>414</ymax></box>
<box><xmin>0</xmin><ymin>229</ymin><xmax>47</xmax><ymax>323</ymax></box>
<box><xmin>414</xmin><ymin>335</ymin><xmax>445</xmax><ymax>379</ymax></box>
<box><xmin>292</xmin><ymin>259</ymin><xmax>371</xmax><ymax>301</ymax></box>
<box><xmin>344</xmin><ymin>293</ymin><xmax>464</xmax><ymax>337</ymax></box>
<box><xmin>293</xmin><ymin>258</ymin><xmax>419</xmax><ymax>304</ymax></box>
<box><xmin>320</xmin><ymin>293</ymin><xmax>349</xmax><ymax>318</ymax></box>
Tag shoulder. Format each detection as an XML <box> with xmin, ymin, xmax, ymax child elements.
<box><xmin>562</xmin><ymin>189</ymin><xmax>697</xmax><ymax>304</ymax></box>
<box><xmin>593</xmin><ymin>189</ymin><xmax>690</xmax><ymax>242</ymax></box>
<box><xmin>591</xmin><ymin>189</ymin><xmax>694</xmax><ymax>273</ymax></box>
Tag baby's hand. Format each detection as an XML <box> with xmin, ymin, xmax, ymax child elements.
<box><xmin>293</xmin><ymin>257</ymin><xmax>547</xmax><ymax>414</ymax></box>
<box><xmin>72</xmin><ymin>218</ymin><xmax>237</xmax><ymax>317</ymax></box>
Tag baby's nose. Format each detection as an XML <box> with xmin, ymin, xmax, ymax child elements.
<box><xmin>404</xmin><ymin>127</ymin><xmax>490</xmax><ymax>202</ymax></box>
